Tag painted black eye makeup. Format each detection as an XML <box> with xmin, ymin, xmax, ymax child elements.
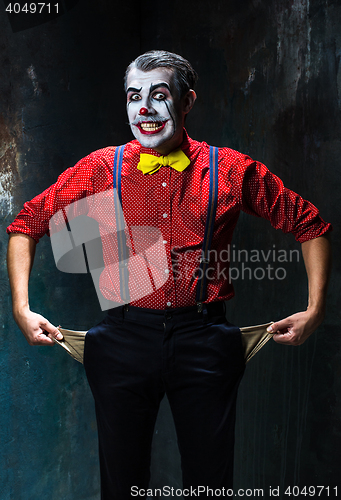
<box><xmin>152</xmin><ymin>92</ymin><xmax>166</xmax><ymax>101</ymax></box>
<box><xmin>164</xmin><ymin>100</ymin><xmax>176</xmax><ymax>139</ymax></box>
<box><xmin>126</xmin><ymin>86</ymin><xmax>142</xmax><ymax>103</ymax></box>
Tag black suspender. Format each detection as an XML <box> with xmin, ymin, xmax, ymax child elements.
<box><xmin>112</xmin><ymin>144</ymin><xmax>219</xmax><ymax>307</ymax></box>
<box><xmin>113</xmin><ymin>144</ymin><xmax>130</xmax><ymax>303</ymax></box>
<box><xmin>195</xmin><ymin>146</ymin><xmax>219</xmax><ymax>308</ymax></box>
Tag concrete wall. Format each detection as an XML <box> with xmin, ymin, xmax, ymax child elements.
<box><xmin>1</xmin><ymin>0</ymin><xmax>340</xmax><ymax>498</ymax></box>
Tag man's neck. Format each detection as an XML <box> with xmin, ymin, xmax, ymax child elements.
<box><xmin>150</xmin><ymin>130</ymin><xmax>185</xmax><ymax>156</ymax></box>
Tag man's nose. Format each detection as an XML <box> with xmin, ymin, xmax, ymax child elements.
<box><xmin>139</xmin><ymin>106</ymin><xmax>156</xmax><ymax>116</ymax></box>
<box><xmin>138</xmin><ymin>98</ymin><xmax>156</xmax><ymax>116</ymax></box>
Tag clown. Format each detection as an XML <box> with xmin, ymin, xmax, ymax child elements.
<box><xmin>7</xmin><ymin>51</ymin><xmax>331</xmax><ymax>499</ymax></box>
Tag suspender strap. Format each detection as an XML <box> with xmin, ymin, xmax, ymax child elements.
<box><xmin>113</xmin><ymin>144</ymin><xmax>130</xmax><ymax>302</ymax></box>
<box><xmin>113</xmin><ymin>144</ymin><xmax>218</xmax><ymax>307</ymax></box>
<box><xmin>196</xmin><ymin>146</ymin><xmax>219</xmax><ymax>305</ymax></box>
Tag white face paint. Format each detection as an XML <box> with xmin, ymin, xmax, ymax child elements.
<box><xmin>126</xmin><ymin>67</ymin><xmax>185</xmax><ymax>154</ymax></box>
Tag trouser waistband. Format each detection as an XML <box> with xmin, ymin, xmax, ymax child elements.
<box><xmin>107</xmin><ymin>301</ymin><xmax>226</xmax><ymax>323</ymax></box>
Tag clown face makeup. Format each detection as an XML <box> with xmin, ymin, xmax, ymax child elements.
<box><xmin>126</xmin><ymin>67</ymin><xmax>186</xmax><ymax>154</ymax></box>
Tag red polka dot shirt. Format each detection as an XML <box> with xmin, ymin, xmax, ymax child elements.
<box><xmin>7</xmin><ymin>130</ymin><xmax>331</xmax><ymax>309</ymax></box>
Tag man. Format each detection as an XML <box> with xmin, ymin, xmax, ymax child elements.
<box><xmin>7</xmin><ymin>51</ymin><xmax>331</xmax><ymax>499</ymax></box>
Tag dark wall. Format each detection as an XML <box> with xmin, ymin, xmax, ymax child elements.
<box><xmin>0</xmin><ymin>0</ymin><xmax>340</xmax><ymax>498</ymax></box>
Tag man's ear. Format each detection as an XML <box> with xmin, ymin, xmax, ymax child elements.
<box><xmin>182</xmin><ymin>89</ymin><xmax>197</xmax><ymax>114</ymax></box>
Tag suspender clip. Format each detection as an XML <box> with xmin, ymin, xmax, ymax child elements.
<box><xmin>197</xmin><ymin>302</ymin><xmax>203</xmax><ymax>313</ymax></box>
<box><xmin>199</xmin><ymin>257</ymin><xmax>210</xmax><ymax>264</ymax></box>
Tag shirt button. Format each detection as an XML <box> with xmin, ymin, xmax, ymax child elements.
<box><xmin>166</xmin><ymin>301</ymin><xmax>172</xmax><ymax>307</ymax></box>
<box><xmin>165</xmin><ymin>269</ymin><xmax>169</xmax><ymax>274</ymax></box>
<box><xmin>163</xmin><ymin>240</ymin><xmax>167</xmax><ymax>244</ymax></box>
<box><xmin>163</xmin><ymin>213</ymin><xmax>168</xmax><ymax>218</ymax></box>
<box><xmin>162</xmin><ymin>182</ymin><xmax>167</xmax><ymax>187</ymax></box>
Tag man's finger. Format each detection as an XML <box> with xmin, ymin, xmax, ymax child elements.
<box><xmin>272</xmin><ymin>331</ymin><xmax>293</xmax><ymax>343</ymax></box>
<box><xmin>36</xmin><ymin>332</ymin><xmax>56</xmax><ymax>345</ymax></box>
<box><xmin>267</xmin><ymin>319</ymin><xmax>291</xmax><ymax>334</ymax></box>
<box><xmin>267</xmin><ymin>318</ymin><xmax>300</xmax><ymax>344</ymax></box>
<box><xmin>40</xmin><ymin>320</ymin><xmax>64</xmax><ymax>341</ymax></box>
<box><xmin>273</xmin><ymin>331</ymin><xmax>303</xmax><ymax>346</ymax></box>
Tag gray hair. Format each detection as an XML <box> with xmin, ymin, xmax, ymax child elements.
<box><xmin>124</xmin><ymin>50</ymin><xmax>198</xmax><ymax>98</ymax></box>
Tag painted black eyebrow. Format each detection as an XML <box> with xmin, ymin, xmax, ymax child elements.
<box><xmin>149</xmin><ymin>82</ymin><xmax>171</xmax><ymax>93</ymax></box>
<box><xmin>126</xmin><ymin>86</ymin><xmax>142</xmax><ymax>93</ymax></box>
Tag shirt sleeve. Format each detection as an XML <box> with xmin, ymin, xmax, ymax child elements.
<box><xmin>6</xmin><ymin>153</ymin><xmax>98</xmax><ymax>243</ymax></box>
<box><xmin>237</xmin><ymin>155</ymin><xmax>332</xmax><ymax>243</ymax></box>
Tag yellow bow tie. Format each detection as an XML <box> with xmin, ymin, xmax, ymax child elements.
<box><xmin>137</xmin><ymin>149</ymin><xmax>190</xmax><ymax>175</ymax></box>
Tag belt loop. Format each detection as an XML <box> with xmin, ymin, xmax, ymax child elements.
<box><xmin>122</xmin><ymin>303</ymin><xmax>129</xmax><ymax>318</ymax></box>
<box><xmin>202</xmin><ymin>304</ymin><xmax>208</xmax><ymax>324</ymax></box>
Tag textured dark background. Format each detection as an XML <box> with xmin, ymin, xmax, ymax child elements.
<box><xmin>0</xmin><ymin>0</ymin><xmax>340</xmax><ymax>498</ymax></box>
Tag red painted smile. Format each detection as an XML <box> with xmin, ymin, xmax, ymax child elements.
<box><xmin>137</xmin><ymin>121</ymin><xmax>167</xmax><ymax>135</ymax></box>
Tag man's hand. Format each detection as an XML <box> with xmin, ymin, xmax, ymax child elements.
<box><xmin>267</xmin><ymin>309</ymin><xmax>324</xmax><ymax>346</ymax></box>
<box><xmin>14</xmin><ymin>307</ymin><xmax>63</xmax><ymax>346</ymax></box>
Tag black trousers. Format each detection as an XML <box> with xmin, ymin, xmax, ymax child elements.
<box><xmin>84</xmin><ymin>302</ymin><xmax>245</xmax><ymax>499</ymax></box>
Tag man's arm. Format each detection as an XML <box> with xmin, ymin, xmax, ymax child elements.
<box><xmin>7</xmin><ymin>233</ymin><xmax>63</xmax><ymax>345</ymax></box>
<box><xmin>267</xmin><ymin>234</ymin><xmax>331</xmax><ymax>345</ymax></box>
